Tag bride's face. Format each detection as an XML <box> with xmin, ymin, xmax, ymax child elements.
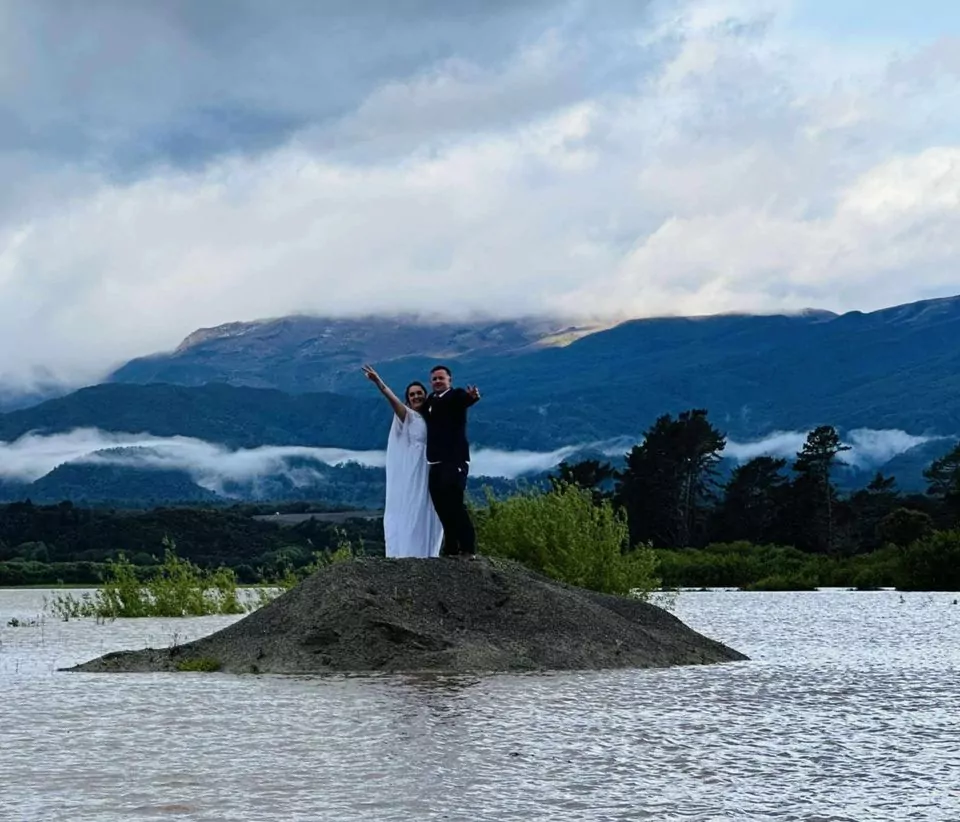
<box><xmin>406</xmin><ymin>385</ymin><xmax>426</xmax><ymax>410</ymax></box>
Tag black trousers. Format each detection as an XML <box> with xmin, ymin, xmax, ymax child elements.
<box><xmin>428</xmin><ymin>461</ymin><xmax>476</xmax><ymax>556</ymax></box>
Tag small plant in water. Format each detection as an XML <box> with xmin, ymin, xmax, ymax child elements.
<box><xmin>175</xmin><ymin>657</ymin><xmax>222</xmax><ymax>673</ymax></box>
<box><xmin>45</xmin><ymin>591</ymin><xmax>96</xmax><ymax>621</ymax></box>
<box><xmin>6</xmin><ymin>616</ymin><xmax>43</xmax><ymax>628</ymax></box>
<box><xmin>46</xmin><ymin>538</ymin><xmax>247</xmax><ymax>620</ymax></box>
<box><xmin>648</xmin><ymin>587</ymin><xmax>679</xmax><ymax>612</ymax></box>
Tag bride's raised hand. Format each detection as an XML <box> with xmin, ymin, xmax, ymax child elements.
<box><xmin>363</xmin><ymin>364</ymin><xmax>406</xmax><ymax>421</ymax></box>
<box><xmin>362</xmin><ymin>364</ymin><xmax>383</xmax><ymax>385</ymax></box>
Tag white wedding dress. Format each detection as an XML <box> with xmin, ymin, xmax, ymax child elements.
<box><xmin>383</xmin><ymin>411</ymin><xmax>443</xmax><ymax>558</ymax></box>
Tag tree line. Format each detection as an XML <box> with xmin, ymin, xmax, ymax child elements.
<box><xmin>0</xmin><ymin>502</ymin><xmax>385</xmax><ymax>586</ymax></box>
<box><xmin>553</xmin><ymin>410</ymin><xmax>960</xmax><ymax>555</ymax></box>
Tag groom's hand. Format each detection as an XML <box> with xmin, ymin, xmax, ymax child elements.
<box><xmin>466</xmin><ymin>384</ymin><xmax>481</xmax><ymax>402</ymax></box>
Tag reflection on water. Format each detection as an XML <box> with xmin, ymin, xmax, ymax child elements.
<box><xmin>2</xmin><ymin>588</ymin><xmax>958</xmax><ymax>821</ymax></box>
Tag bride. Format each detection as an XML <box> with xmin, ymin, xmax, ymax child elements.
<box><xmin>362</xmin><ymin>364</ymin><xmax>443</xmax><ymax>558</ymax></box>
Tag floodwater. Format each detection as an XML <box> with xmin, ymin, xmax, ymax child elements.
<box><xmin>1</xmin><ymin>587</ymin><xmax>958</xmax><ymax>821</ymax></box>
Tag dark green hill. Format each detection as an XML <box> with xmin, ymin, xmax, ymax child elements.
<box><xmin>0</xmin><ymin>383</ymin><xmax>392</xmax><ymax>449</ymax></box>
<box><xmin>26</xmin><ymin>462</ymin><xmax>219</xmax><ymax>505</ymax></box>
<box><xmin>0</xmin><ymin>381</ymin><xmax>571</xmax><ymax>451</ymax></box>
<box><xmin>105</xmin><ymin>295</ymin><xmax>960</xmax><ymax>439</ymax></box>
<box><xmin>435</xmin><ymin>297</ymin><xmax>960</xmax><ymax>437</ymax></box>
<box><xmin>0</xmin><ymin>502</ymin><xmax>386</xmax><ymax>583</ymax></box>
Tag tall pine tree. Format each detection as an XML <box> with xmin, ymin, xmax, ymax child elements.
<box><xmin>789</xmin><ymin>425</ymin><xmax>850</xmax><ymax>553</ymax></box>
<box><xmin>616</xmin><ymin>409</ymin><xmax>726</xmax><ymax>548</ymax></box>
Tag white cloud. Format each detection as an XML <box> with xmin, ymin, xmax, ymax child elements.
<box><xmin>725</xmin><ymin>430</ymin><xmax>809</xmax><ymax>462</ymax></box>
<box><xmin>0</xmin><ymin>426</ymin><xmax>943</xmax><ymax>495</ymax></box>
<box><xmin>0</xmin><ymin>0</ymin><xmax>959</xmax><ymax>387</ymax></box>
<box><xmin>840</xmin><ymin>428</ymin><xmax>948</xmax><ymax>469</ymax></box>
<box><xmin>470</xmin><ymin>445</ymin><xmax>583</xmax><ymax>478</ymax></box>
<box><xmin>0</xmin><ymin>428</ymin><xmax>580</xmax><ymax>491</ymax></box>
<box><xmin>725</xmin><ymin>427</ymin><xmax>948</xmax><ymax>468</ymax></box>
<box><xmin>0</xmin><ymin>428</ymin><xmax>385</xmax><ymax>485</ymax></box>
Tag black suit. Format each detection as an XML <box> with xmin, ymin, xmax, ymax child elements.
<box><xmin>422</xmin><ymin>387</ymin><xmax>478</xmax><ymax>556</ymax></box>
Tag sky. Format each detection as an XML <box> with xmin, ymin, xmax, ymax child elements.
<box><xmin>1</xmin><ymin>0</ymin><xmax>959</xmax><ymax>388</ymax></box>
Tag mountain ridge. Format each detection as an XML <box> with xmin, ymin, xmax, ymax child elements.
<box><xmin>107</xmin><ymin>296</ymin><xmax>960</xmax><ymax>415</ymax></box>
<box><xmin>114</xmin><ymin>314</ymin><xmax>603</xmax><ymax>393</ymax></box>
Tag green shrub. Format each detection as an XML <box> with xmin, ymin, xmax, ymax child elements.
<box><xmin>876</xmin><ymin>508</ymin><xmax>935</xmax><ymax>548</ymax></box>
<box><xmin>654</xmin><ymin>542</ymin><xmax>813</xmax><ymax>588</ymax></box>
<box><xmin>47</xmin><ymin>538</ymin><xmax>246</xmax><ymax>619</ymax></box>
<box><xmin>653</xmin><ymin>541</ymin><xmax>908</xmax><ymax>590</ymax></box>
<box><xmin>845</xmin><ymin>546</ymin><xmax>902</xmax><ymax>590</ymax></box>
<box><xmin>898</xmin><ymin>530</ymin><xmax>960</xmax><ymax>591</ymax></box>
<box><xmin>0</xmin><ymin>560</ymin><xmax>107</xmax><ymax>586</ymax></box>
<box><xmin>475</xmin><ymin>483</ymin><xmax>660</xmax><ymax>597</ymax></box>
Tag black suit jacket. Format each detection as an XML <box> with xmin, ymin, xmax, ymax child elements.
<box><xmin>422</xmin><ymin>388</ymin><xmax>477</xmax><ymax>463</ymax></box>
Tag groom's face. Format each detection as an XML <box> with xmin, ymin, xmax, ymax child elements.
<box><xmin>430</xmin><ymin>369</ymin><xmax>451</xmax><ymax>393</ymax></box>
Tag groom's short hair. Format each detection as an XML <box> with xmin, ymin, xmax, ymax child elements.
<box><xmin>430</xmin><ymin>364</ymin><xmax>452</xmax><ymax>377</ymax></box>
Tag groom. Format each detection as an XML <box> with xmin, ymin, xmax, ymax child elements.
<box><xmin>421</xmin><ymin>365</ymin><xmax>481</xmax><ymax>557</ymax></box>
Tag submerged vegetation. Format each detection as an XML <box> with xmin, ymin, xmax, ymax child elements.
<box><xmin>44</xmin><ymin>531</ymin><xmax>365</xmax><ymax>620</ymax></box>
<box><xmin>175</xmin><ymin>657</ymin><xmax>222</xmax><ymax>673</ymax></box>
<box><xmin>46</xmin><ymin>538</ymin><xmax>246</xmax><ymax>620</ymax></box>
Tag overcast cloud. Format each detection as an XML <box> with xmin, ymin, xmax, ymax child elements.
<box><xmin>1</xmin><ymin>0</ymin><xmax>958</xmax><ymax>387</ymax></box>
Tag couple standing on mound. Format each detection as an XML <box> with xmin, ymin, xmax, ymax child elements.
<box><xmin>362</xmin><ymin>364</ymin><xmax>481</xmax><ymax>559</ymax></box>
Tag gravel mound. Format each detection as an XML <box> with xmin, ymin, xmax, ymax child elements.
<box><xmin>66</xmin><ymin>557</ymin><xmax>747</xmax><ymax>674</ymax></box>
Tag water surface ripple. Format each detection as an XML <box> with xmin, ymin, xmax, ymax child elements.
<box><xmin>2</xmin><ymin>588</ymin><xmax>957</xmax><ymax>821</ymax></box>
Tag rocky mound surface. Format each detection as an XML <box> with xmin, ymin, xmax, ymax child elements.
<box><xmin>65</xmin><ymin>558</ymin><xmax>747</xmax><ymax>674</ymax></box>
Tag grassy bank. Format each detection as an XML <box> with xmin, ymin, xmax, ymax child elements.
<box><xmin>654</xmin><ymin>532</ymin><xmax>960</xmax><ymax>591</ymax></box>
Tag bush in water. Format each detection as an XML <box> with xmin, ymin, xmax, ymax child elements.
<box><xmin>475</xmin><ymin>483</ymin><xmax>660</xmax><ymax>598</ymax></box>
<box><xmin>47</xmin><ymin>538</ymin><xmax>245</xmax><ymax>620</ymax></box>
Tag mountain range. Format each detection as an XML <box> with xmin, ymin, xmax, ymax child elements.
<box><xmin>110</xmin><ymin>315</ymin><xmax>601</xmax><ymax>394</ymax></box>
<box><xmin>1</xmin><ymin>294</ymin><xmax>959</xmax><ymax>504</ymax></box>
<box><xmin>108</xmin><ymin>296</ymin><xmax>960</xmax><ymax>438</ymax></box>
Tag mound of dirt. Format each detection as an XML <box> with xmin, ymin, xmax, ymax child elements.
<box><xmin>66</xmin><ymin>557</ymin><xmax>747</xmax><ymax>674</ymax></box>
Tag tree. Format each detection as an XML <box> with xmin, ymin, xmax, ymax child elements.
<box><xmin>551</xmin><ymin>459</ymin><xmax>615</xmax><ymax>503</ymax></box>
<box><xmin>789</xmin><ymin>425</ymin><xmax>850</xmax><ymax>553</ymax></box>
<box><xmin>923</xmin><ymin>441</ymin><xmax>960</xmax><ymax>526</ymax></box>
<box><xmin>847</xmin><ymin>472</ymin><xmax>901</xmax><ymax>552</ymax></box>
<box><xmin>898</xmin><ymin>530</ymin><xmax>960</xmax><ymax>591</ymax></box>
<box><xmin>615</xmin><ymin>409</ymin><xmax>726</xmax><ymax>548</ymax></box>
<box><xmin>713</xmin><ymin>456</ymin><xmax>788</xmax><ymax>544</ymax></box>
<box><xmin>875</xmin><ymin>508</ymin><xmax>934</xmax><ymax>548</ymax></box>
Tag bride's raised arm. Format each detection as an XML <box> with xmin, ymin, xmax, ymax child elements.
<box><xmin>362</xmin><ymin>364</ymin><xmax>407</xmax><ymax>422</ymax></box>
